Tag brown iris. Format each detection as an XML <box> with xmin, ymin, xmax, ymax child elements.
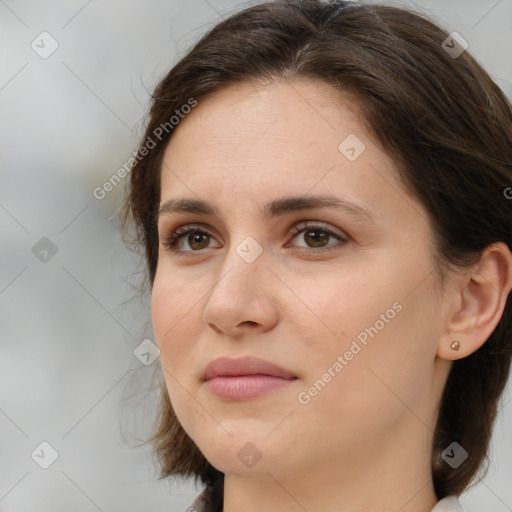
<box><xmin>303</xmin><ymin>229</ymin><xmax>329</xmax><ymax>248</ymax></box>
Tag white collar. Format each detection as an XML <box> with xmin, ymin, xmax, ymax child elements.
<box><xmin>431</xmin><ymin>496</ymin><xmax>464</xmax><ymax>511</ymax></box>
<box><xmin>188</xmin><ymin>488</ymin><xmax>464</xmax><ymax>512</ymax></box>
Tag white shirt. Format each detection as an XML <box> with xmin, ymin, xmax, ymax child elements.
<box><xmin>431</xmin><ymin>496</ymin><xmax>465</xmax><ymax>511</ymax></box>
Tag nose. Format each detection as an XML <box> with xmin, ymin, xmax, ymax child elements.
<box><xmin>202</xmin><ymin>242</ymin><xmax>279</xmax><ymax>337</ymax></box>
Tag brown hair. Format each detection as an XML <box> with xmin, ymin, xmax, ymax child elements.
<box><xmin>121</xmin><ymin>0</ymin><xmax>512</xmax><ymax>499</ymax></box>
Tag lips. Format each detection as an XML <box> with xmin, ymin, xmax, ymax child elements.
<box><xmin>202</xmin><ymin>356</ymin><xmax>297</xmax><ymax>381</ymax></box>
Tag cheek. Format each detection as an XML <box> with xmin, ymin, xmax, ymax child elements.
<box><xmin>293</xmin><ymin>254</ymin><xmax>438</xmax><ymax>405</ymax></box>
<box><xmin>293</xmin><ymin>306</ymin><xmax>436</xmax><ymax>456</ymax></box>
<box><xmin>151</xmin><ymin>273</ymin><xmax>202</xmax><ymax>374</ymax></box>
<box><xmin>284</xmin><ymin>257</ymin><xmax>395</xmax><ymax>352</ymax></box>
<box><xmin>151</xmin><ymin>276</ymin><xmax>205</xmax><ymax>425</ymax></box>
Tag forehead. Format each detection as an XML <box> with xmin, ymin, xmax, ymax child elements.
<box><xmin>162</xmin><ymin>78</ymin><xmax>370</xmax><ymax>167</ymax></box>
<box><xmin>158</xmin><ymin>78</ymin><xmax>423</xmax><ymax>231</ymax></box>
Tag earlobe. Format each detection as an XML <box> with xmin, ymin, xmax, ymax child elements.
<box><xmin>437</xmin><ymin>242</ymin><xmax>512</xmax><ymax>361</ymax></box>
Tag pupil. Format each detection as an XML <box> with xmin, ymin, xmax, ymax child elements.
<box><xmin>305</xmin><ymin>230</ymin><xmax>327</xmax><ymax>247</ymax></box>
<box><xmin>190</xmin><ymin>233</ymin><xmax>208</xmax><ymax>249</ymax></box>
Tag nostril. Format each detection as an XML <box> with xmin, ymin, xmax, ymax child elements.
<box><xmin>207</xmin><ymin>323</ymin><xmax>222</xmax><ymax>334</ymax></box>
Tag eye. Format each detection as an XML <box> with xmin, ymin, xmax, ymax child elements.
<box><xmin>161</xmin><ymin>223</ymin><xmax>219</xmax><ymax>255</ymax></box>
<box><xmin>286</xmin><ymin>221</ymin><xmax>348</xmax><ymax>254</ymax></box>
<box><xmin>160</xmin><ymin>221</ymin><xmax>348</xmax><ymax>256</ymax></box>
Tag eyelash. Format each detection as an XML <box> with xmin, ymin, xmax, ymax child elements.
<box><xmin>161</xmin><ymin>221</ymin><xmax>348</xmax><ymax>257</ymax></box>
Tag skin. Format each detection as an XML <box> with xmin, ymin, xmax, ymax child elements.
<box><xmin>151</xmin><ymin>77</ymin><xmax>512</xmax><ymax>512</ymax></box>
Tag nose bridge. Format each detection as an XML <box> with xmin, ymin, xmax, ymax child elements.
<box><xmin>212</xmin><ymin>232</ymin><xmax>266</xmax><ymax>297</ymax></box>
<box><xmin>202</xmin><ymin>233</ymin><xmax>278</xmax><ymax>334</ymax></box>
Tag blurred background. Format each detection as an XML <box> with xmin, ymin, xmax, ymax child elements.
<box><xmin>1</xmin><ymin>0</ymin><xmax>511</xmax><ymax>510</ymax></box>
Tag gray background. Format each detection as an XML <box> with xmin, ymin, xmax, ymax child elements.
<box><xmin>1</xmin><ymin>0</ymin><xmax>511</xmax><ymax>511</ymax></box>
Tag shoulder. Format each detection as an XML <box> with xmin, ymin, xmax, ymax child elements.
<box><xmin>431</xmin><ymin>496</ymin><xmax>465</xmax><ymax>512</ymax></box>
<box><xmin>184</xmin><ymin>479</ymin><xmax>224</xmax><ymax>512</ymax></box>
<box><xmin>184</xmin><ymin>488</ymin><xmax>210</xmax><ymax>512</ymax></box>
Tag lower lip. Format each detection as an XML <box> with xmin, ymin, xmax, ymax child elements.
<box><xmin>205</xmin><ymin>375</ymin><xmax>297</xmax><ymax>400</ymax></box>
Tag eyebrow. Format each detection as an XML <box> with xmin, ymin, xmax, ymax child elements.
<box><xmin>157</xmin><ymin>194</ymin><xmax>378</xmax><ymax>225</ymax></box>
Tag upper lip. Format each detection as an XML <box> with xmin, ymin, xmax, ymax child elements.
<box><xmin>203</xmin><ymin>356</ymin><xmax>297</xmax><ymax>381</ymax></box>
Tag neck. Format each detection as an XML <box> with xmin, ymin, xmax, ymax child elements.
<box><xmin>222</xmin><ymin>421</ymin><xmax>438</xmax><ymax>512</ymax></box>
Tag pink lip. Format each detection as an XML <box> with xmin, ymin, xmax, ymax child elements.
<box><xmin>202</xmin><ymin>356</ymin><xmax>297</xmax><ymax>401</ymax></box>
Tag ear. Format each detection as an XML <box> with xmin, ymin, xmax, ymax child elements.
<box><xmin>438</xmin><ymin>242</ymin><xmax>512</xmax><ymax>360</ymax></box>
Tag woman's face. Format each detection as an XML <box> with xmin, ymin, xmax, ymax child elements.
<box><xmin>152</xmin><ymin>78</ymin><xmax>452</xmax><ymax>482</ymax></box>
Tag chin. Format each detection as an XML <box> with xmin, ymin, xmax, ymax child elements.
<box><xmin>197</xmin><ymin>428</ymin><xmax>290</xmax><ymax>477</ymax></box>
